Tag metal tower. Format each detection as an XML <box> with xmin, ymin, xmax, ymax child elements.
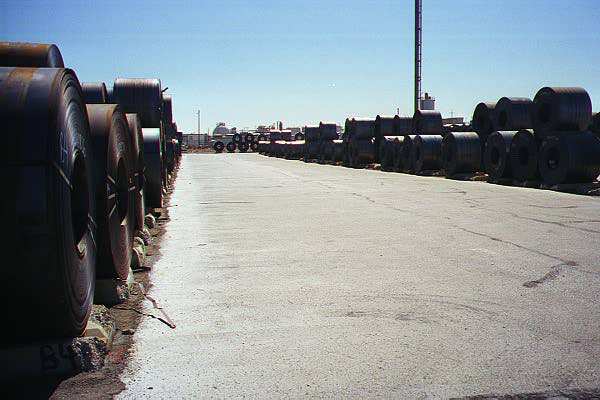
<box><xmin>414</xmin><ymin>0</ymin><xmax>422</xmax><ymax>112</ymax></box>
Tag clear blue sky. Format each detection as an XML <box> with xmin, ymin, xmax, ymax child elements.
<box><xmin>2</xmin><ymin>0</ymin><xmax>599</xmax><ymax>133</ymax></box>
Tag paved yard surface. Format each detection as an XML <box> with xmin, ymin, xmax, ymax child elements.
<box><xmin>119</xmin><ymin>153</ymin><xmax>600</xmax><ymax>399</ymax></box>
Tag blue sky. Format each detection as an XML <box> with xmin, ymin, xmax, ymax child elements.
<box><xmin>2</xmin><ymin>0</ymin><xmax>599</xmax><ymax>133</ymax></box>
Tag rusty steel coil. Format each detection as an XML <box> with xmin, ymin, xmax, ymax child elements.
<box><xmin>294</xmin><ymin>132</ymin><xmax>305</xmax><ymax>141</ymax></box>
<box><xmin>238</xmin><ymin>142</ymin><xmax>249</xmax><ymax>153</ymax></box>
<box><xmin>494</xmin><ymin>97</ymin><xmax>533</xmax><ymax>131</ymax></box>
<box><xmin>484</xmin><ymin>131</ymin><xmax>517</xmax><ymax>180</ymax></box>
<box><xmin>226</xmin><ymin>141</ymin><xmax>237</xmax><ymax>152</ymax></box>
<box><xmin>533</xmin><ymin>87</ymin><xmax>592</xmax><ymax>138</ymax></box>
<box><xmin>113</xmin><ymin>78</ymin><xmax>162</xmax><ymax>128</ymax></box>
<box><xmin>82</xmin><ymin>82</ymin><xmax>108</xmax><ymax>104</ymax></box>
<box><xmin>0</xmin><ymin>42</ymin><xmax>65</xmax><ymax>67</ymax></box>
<box><xmin>213</xmin><ymin>140</ymin><xmax>225</xmax><ymax>153</ymax></box>
<box><xmin>351</xmin><ymin>138</ymin><xmax>376</xmax><ymax>166</ymax></box>
<box><xmin>86</xmin><ymin>104</ymin><xmax>134</xmax><ymax>283</ymax></box>
<box><xmin>319</xmin><ymin>121</ymin><xmax>338</xmax><ymax>141</ymax></box>
<box><xmin>509</xmin><ymin>129</ymin><xmax>538</xmax><ymax>181</ymax></box>
<box><xmin>538</xmin><ymin>132</ymin><xmax>600</xmax><ymax>185</ymax></box>
<box><xmin>245</xmin><ymin>132</ymin><xmax>255</xmax><ymax>143</ymax></box>
<box><xmin>400</xmin><ymin>135</ymin><xmax>417</xmax><ymax>172</ymax></box>
<box><xmin>379</xmin><ymin>136</ymin><xmax>401</xmax><ymax>171</ymax></box>
<box><xmin>412</xmin><ymin>135</ymin><xmax>443</xmax><ymax>173</ymax></box>
<box><xmin>125</xmin><ymin>114</ymin><xmax>145</xmax><ymax>232</ymax></box>
<box><xmin>412</xmin><ymin>110</ymin><xmax>443</xmax><ymax>135</ymax></box>
<box><xmin>442</xmin><ymin>132</ymin><xmax>482</xmax><ymax>176</ymax></box>
<box><xmin>0</xmin><ymin>67</ymin><xmax>95</xmax><ymax>340</ymax></box>
<box><xmin>472</xmin><ymin>102</ymin><xmax>497</xmax><ymax>137</ymax></box>
<box><xmin>142</xmin><ymin>128</ymin><xmax>163</xmax><ymax>208</ymax></box>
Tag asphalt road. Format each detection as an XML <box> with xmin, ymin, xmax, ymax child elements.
<box><xmin>119</xmin><ymin>153</ymin><xmax>600</xmax><ymax>399</ymax></box>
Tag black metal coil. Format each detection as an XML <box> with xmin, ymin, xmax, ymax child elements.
<box><xmin>0</xmin><ymin>67</ymin><xmax>95</xmax><ymax>341</ymax></box>
<box><xmin>591</xmin><ymin>112</ymin><xmax>600</xmax><ymax>136</ymax></box>
<box><xmin>165</xmin><ymin>138</ymin><xmax>175</xmax><ymax>171</ymax></box>
<box><xmin>257</xmin><ymin>140</ymin><xmax>269</xmax><ymax>153</ymax></box>
<box><xmin>226</xmin><ymin>142</ymin><xmax>237</xmax><ymax>152</ymax></box>
<box><xmin>295</xmin><ymin>132</ymin><xmax>305</xmax><ymax>141</ymax></box>
<box><xmin>125</xmin><ymin>114</ymin><xmax>145</xmax><ymax>232</ymax></box>
<box><xmin>375</xmin><ymin>115</ymin><xmax>398</xmax><ymax>137</ymax></box>
<box><xmin>304</xmin><ymin>126</ymin><xmax>320</xmax><ymax>142</ymax></box>
<box><xmin>352</xmin><ymin>118</ymin><xmax>376</xmax><ymax>140</ymax></box>
<box><xmin>238</xmin><ymin>142</ymin><xmax>249</xmax><ymax>153</ymax></box>
<box><xmin>441</xmin><ymin>132</ymin><xmax>482</xmax><ymax>176</ymax></box>
<box><xmin>379</xmin><ymin>136</ymin><xmax>401</xmax><ymax>171</ymax></box>
<box><xmin>106</xmin><ymin>85</ymin><xmax>114</xmax><ymax>103</ymax></box>
<box><xmin>233</xmin><ymin>132</ymin><xmax>243</xmax><ymax>143</ymax></box>
<box><xmin>538</xmin><ymin>131</ymin><xmax>600</xmax><ymax>185</ymax></box>
<box><xmin>257</xmin><ymin>133</ymin><xmax>268</xmax><ymax>142</ymax></box>
<box><xmin>305</xmin><ymin>141</ymin><xmax>320</xmax><ymax>161</ymax></box>
<box><xmin>162</xmin><ymin>94</ymin><xmax>173</xmax><ymax>125</ymax></box>
<box><xmin>400</xmin><ymin>135</ymin><xmax>417</xmax><ymax>172</ymax></box>
<box><xmin>533</xmin><ymin>87</ymin><xmax>592</xmax><ymax>138</ymax></box>
<box><xmin>213</xmin><ymin>141</ymin><xmax>225</xmax><ymax>153</ymax></box>
<box><xmin>412</xmin><ymin>110</ymin><xmax>443</xmax><ymax>135</ymax></box>
<box><xmin>245</xmin><ymin>132</ymin><xmax>255</xmax><ymax>143</ymax></box>
<box><xmin>484</xmin><ymin>131</ymin><xmax>517</xmax><ymax>179</ymax></box>
<box><xmin>86</xmin><ymin>104</ymin><xmax>134</xmax><ymax>282</ymax></box>
<box><xmin>142</xmin><ymin>128</ymin><xmax>163</xmax><ymax>208</ymax></box>
<box><xmin>472</xmin><ymin>102</ymin><xmax>497</xmax><ymax>137</ymax></box>
<box><xmin>509</xmin><ymin>129</ymin><xmax>538</xmax><ymax>181</ymax></box>
<box><xmin>287</xmin><ymin>141</ymin><xmax>305</xmax><ymax>159</ymax></box>
<box><xmin>391</xmin><ymin>137</ymin><xmax>406</xmax><ymax>171</ymax></box>
<box><xmin>319</xmin><ymin>121</ymin><xmax>338</xmax><ymax>141</ymax></box>
<box><xmin>250</xmin><ymin>142</ymin><xmax>259</xmax><ymax>152</ymax></box>
<box><xmin>351</xmin><ymin>138</ymin><xmax>376</xmax><ymax>166</ymax></box>
<box><xmin>494</xmin><ymin>97</ymin><xmax>533</xmax><ymax>131</ymax></box>
<box><xmin>318</xmin><ymin>140</ymin><xmax>332</xmax><ymax>163</ymax></box>
<box><xmin>398</xmin><ymin>117</ymin><xmax>413</xmax><ymax>135</ymax></box>
<box><xmin>113</xmin><ymin>78</ymin><xmax>162</xmax><ymax>128</ymax></box>
<box><xmin>412</xmin><ymin>135</ymin><xmax>443</xmax><ymax>173</ymax></box>
<box><xmin>82</xmin><ymin>82</ymin><xmax>108</xmax><ymax>104</ymax></box>
<box><xmin>0</xmin><ymin>42</ymin><xmax>65</xmax><ymax>67</ymax></box>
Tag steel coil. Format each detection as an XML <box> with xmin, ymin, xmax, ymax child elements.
<box><xmin>142</xmin><ymin>128</ymin><xmax>163</xmax><ymax>208</ymax></box>
<box><xmin>82</xmin><ymin>82</ymin><xmax>108</xmax><ymax>104</ymax></box>
<box><xmin>392</xmin><ymin>137</ymin><xmax>406</xmax><ymax>171</ymax></box>
<box><xmin>538</xmin><ymin>131</ymin><xmax>600</xmax><ymax>185</ymax></box>
<box><xmin>305</xmin><ymin>141</ymin><xmax>320</xmax><ymax>160</ymax></box>
<box><xmin>319</xmin><ymin>122</ymin><xmax>338</xmax><ymax>141</ymax></box>
<box><xmin>257</xmin><ymin>140</ymin><xmax>269</xmax><ymax>153</ymax></box>
<box><xmin>591</xmin><ymin>112</ymin><xmax>600</xmax><ymax>136</ymax></box>
<box><xmin>232</xmin><ymin>132</ymin><xmax>243</xmax><ymax>143</ymax></box>
<box><xmin>484</xmin><ymin>131</ymin><xmax>517</xmax><ymax>179</ymax></box>
<box><xmin>294</xmin><ymin>132</ymin><xmax>305</xmax><ymax>141</ymax></box>
<box><xmin>162</xmin><ymin>94</ymin><xmax>173</xmax><ymax>125</ymax></box>
<box><xmin>304</xmin><ymin>126</ymin><xmax>320</xmax><ymax>142</ymax></box>
<box><xmin>0</xmin><ymin>67</ymin><xmax>95</xmax><ymax>340</ymax></box>
<box><xmin>213</xmin><ymin>141</ymin><xmax>225</xmax><ymax>153</ymax></box>
<box><xmin>533</xmin><ymin>87</ymin><xmax>592</xmax><ymax>137</ymax></box>
<box><xmin>351</xmin><ymin>138</ymin><xmax>376</xmax><ymax>166</ymax></box>
<box><xmin>245</xmin><ymin>132</ymin><xmax>255</xmax><ymax>143</ymax></box>
<box><xmin>86</xmin><ymin>104</ymin><xmax>134</xmax><ymax>282</ymax></box>
<box><xmin>412</xmin><ymin>135</ymin><xmax>443</xmax><ymax>173</ymax></box>
<box><xmin>113</xmin><ymin>78</ymin><xmax>162</xmax><ymax>128</ymax></box>
<box><xmin>472</xmin><ymin>102</ymin><xmax>497</xmax><ymax>137</ymax></box>
<box><xmin>226</xmin><ymin>142</ymin><xmax>237</xmax><ymax>152</ymax></box>
<box><xmin>125</xmin><ymin>114</ymin><xmax>145</xmax><ymax>232</ymax></box>
<box><xmin>106</xmin><ymin>85</ymin><xmax>114</xmax><ymax>103</ymax></box>
<box><xmin>331</xmin><ymin>139</ymin><xmax>344</xmax><ymax>162</ymax></box>
<box><xmin>238</xmin><ymin>142</ymin><xmax>249</xmax><ymax>153</ymax></box>
<box><xmin>0</xmin><ymin>42</ymin><xmax>64</xmax><ymax>67</ymax></box>
<box><xmin>494</xmin><ymin>97</ymin><xmax>533</xmax><ymax>131</ymax></box>
<box><xmin>412</xmin><ymin>110</ymin><xmax>443</xmax><ymax>135</ymax></box>
<box><xmin>379</xmin><ymin>136</ymin><xmax>401</xmax><ymax>171</ymax></box>
<box><xmin>509</xmin><ymin>129</ymin><xmax>538</xmax><ymax>181</ymax></box>
<box><xmin>375</xmin><ymin>115</ymin><xmax>399</xmax><ymax>138</ymax></box>
<box><xmin>287</xmin><ymin>141</ymin><xmax>305</xmax><ymax>159</ymax></box>
<box><xmin>442</xmin><ymin>132</ymin><xmax>482</xmax><ymax>176</ymax></box>
<box><xmin>398</xmin><ymin>117</ymin><xmax>413</xmax><ymax>135</ymax></box>
<box><xmin>352</xmin><ymin>118</ymin><xmax>376</xmax><ymax>140</ymax></box>
<box><xmin>250</xmin><ymin>142</ymin><xmax>259</xmax><ymax>152</ymax></box>
<box><xmin>165</xmin><ymin>137</ymin><xmax>175</xmax><ymax>171</ymax></box>
<box><xmin>257</xmin><ymin>133</ymin><xmax>268</xmax><ymax>142</ymax></box>
<box><xmin>400</xmin><ymin>135</ymin><xmax>417</xmax><ymax>172</ymax></box>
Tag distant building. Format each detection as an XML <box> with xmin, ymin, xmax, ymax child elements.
<box><xmin>442</xmin><ymin>117</ymin><xmax>464</xmax><ymax>125</ymax></box>
<box><xmin>182</xmin><ymin>134</ymin><xmax>210</xmax><ymax>147</ymax></box>
<box><xmin>420</xmin><ymin>92</ymin><xmax>435</xmax><ymax>110</ymax></box>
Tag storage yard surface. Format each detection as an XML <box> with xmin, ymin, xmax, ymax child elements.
<box><xmin>120</xmin><ymin>153</ymin><xmax>600</xmax><ymax>398</ymax></box>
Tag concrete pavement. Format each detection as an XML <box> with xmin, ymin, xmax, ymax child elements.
<box><xmin>119</xmin><ymin>153</ymin><xmax>600</xmax><ymax>399</ymax></box>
